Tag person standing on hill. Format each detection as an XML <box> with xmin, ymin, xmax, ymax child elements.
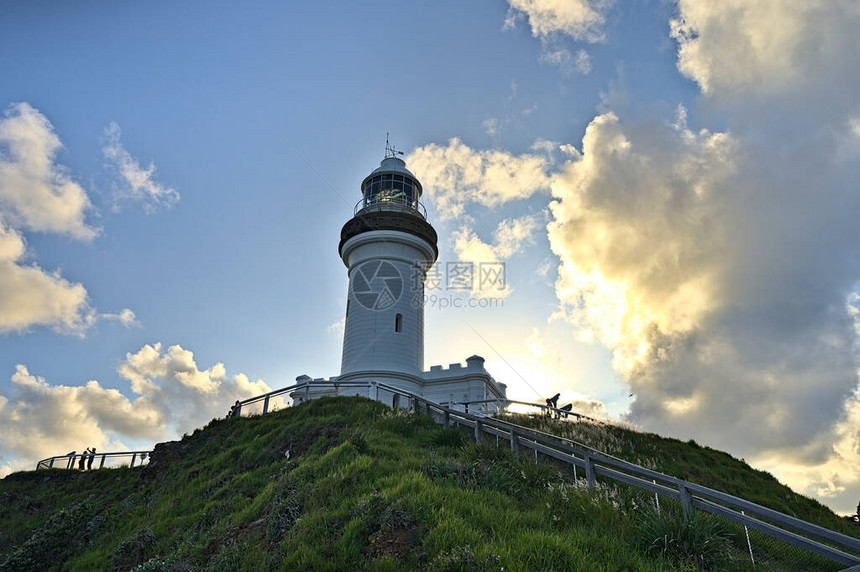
<box><xmin>78</xmin><ymin>448</ymin><xmax>89</xmax><ymax>470</ymax></box>
<box><xmin>87</xmin><ymin>447</ymin><xmax>97</xmax><ymax>470</ymax></box>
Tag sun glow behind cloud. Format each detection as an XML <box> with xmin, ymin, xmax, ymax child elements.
<box><xmin>409</xmin><ymin>0</ymin><xmax>860</xmax><ymax>514</ymax></box>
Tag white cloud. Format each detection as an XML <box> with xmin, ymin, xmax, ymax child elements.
<box><xmin>563</xmin><ymin>396</ymin><xmax>608</xmax><ymax>419</ymax></box>
<box><xmin>328</xmin><ymin>317</ymin><xmax>345</xmax><ymax>336</ymax></box>
<box><xmin>539</xmin><ymin>46</ymin><xmax>592</xmax><ymax>74</ymax></box>
<box><xmin>0</xmin><ymin>220</ymin><xmax>95</xmax><ymax>335</ymax></box>
<box><xmin>0</xmin><ymin>343</ymin><xmax>270</xmax><ymax>476</ymax></box>
<box><xmin>100</xmin><ymin>308</ymin><xmax>138</xmax><ymax>327</ymax></box>
<box><xmin>407</xmin><ymin>138</ymin><xmax>552</xmax><ymax>220</ymax></box>
<box><xmin>452</xmin><ymin>216</ymin><xmax>538</xmax><ymax>298</ymax></box>
<box><xmin>102</xmin><ymin>122</ymin><xmax>179</xmax><ymax>212</ymax></box>
<box><xmin>545</xmin><ymin>98</ymin><xmax>860</xmax><ymax>512</ymax></box>
<box><xmin>505</xmin><ymin>0</ymin><xmax>609</xmax><ymax>42</ymax></box>
<box><xmin>671</xmin><ymin>0</ymin><xmax>860</xmax><ymax>100</ymax></box>
<box><xmin>0</xmin><ymin>103</ymin><xmax>96</xmax><ymax>240</ymax></box>
<box><xmin>548</xmin><ymin>111</ymin><xmax>735</xmax><ymax>371</ymax></box>
<box><xmin>482</xmin><ymin>117</ymin><xmax>500</xmax><ymax>136</ymax></box>
<box><xmin>0</xmin><ymin>103</ymin><xmax>139</xmax><ymax>335</ymax></box>
<box><xmin>526</xmin><ymin>327</ymin><xmax>547</xmax><ymax>358</ymax></box>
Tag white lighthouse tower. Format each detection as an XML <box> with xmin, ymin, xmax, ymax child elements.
<box><xmin>337</xmin><ymin>143</ymin><xmax>438</xmax><ymax>394</ymax></box>
<box><xmin>292</xmin><ymin>140</ymin><xmax>507</xmax><ymax>412</ymax></box>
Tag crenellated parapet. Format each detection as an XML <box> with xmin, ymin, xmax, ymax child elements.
<box><xmin>422</xmin><ymin>355</ymin><xmax>507</xmax><ymax>412</ymax></box>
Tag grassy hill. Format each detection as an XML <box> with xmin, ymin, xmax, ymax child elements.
<box><xmin>0</xmin><ymin>396</ymin><xmax>857</xmax><ymax>571</ymax></box>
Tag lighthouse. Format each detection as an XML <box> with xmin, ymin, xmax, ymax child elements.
<box><xmin>337</xmin><ymin>144</ymin><xmax>438</xmax><ymax>394</ymax></box>
<box><xmin>292</xmin><ymin>140</ymin><xmax>506</xmax><ymax>412</ymax></box>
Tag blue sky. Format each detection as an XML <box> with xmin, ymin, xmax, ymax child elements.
<box><xmin>2</xmin><ymin>1</ymin><xmax>860</xmax><ymax>514</ymax></box>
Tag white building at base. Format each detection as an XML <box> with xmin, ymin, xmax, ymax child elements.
<box><xmin>292</xmin><ymin>148</ymin><xmax>506</xmax><ymax>412</ymax></box>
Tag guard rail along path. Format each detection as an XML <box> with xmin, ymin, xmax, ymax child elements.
<box><xmin>37</xmin><ymin>379</ymin><xmax>860</xmax><ymax>570</ymax></box>
<box><xmin>36</xmin><ymin>450</ymin><xmax>151</xmax><ymax>471</ymax></box>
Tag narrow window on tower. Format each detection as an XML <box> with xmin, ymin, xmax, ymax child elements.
<box><xmin>346</xmin><ymin>299</ymin><xmax>351</xmax><ymax>317</ymax></box>
<box><xmin>395</xmin><ymin>313</ymin><xmax>402</xmax><ymax>332</ymax></box>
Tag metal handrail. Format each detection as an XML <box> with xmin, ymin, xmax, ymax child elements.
<box><xmin>36</xmin><ymin>450</ymin><xmax>151</xmax><ymax>471</ymax></box>
<box><xmin>366</xmin><ymin>382</ymin><xmax>860</xmax><ymax>566</ymax></box>
<box><xmin>354</xmin><ymin>197</ymin><xmax>427</xmax><ymax>219</ymax></box>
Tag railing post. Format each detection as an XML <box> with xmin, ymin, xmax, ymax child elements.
<box><xmin>474</xmin><ymin>419</ymin><xmax>483</xmax><ymax>444</ymax></box>
<box><xmin>234</xmin><ymin>402</ymin><xmax>242</xmax><ymax>417</ymax></box>
<box><xmin>584</xmin><ymin>454</ymin><xmax>596</xmax><ymax>488</ymax></box>
<box><xmin>131</xmin><ymin>453</ymin><xmax>137</xmax><ymax>468</ymax></box>
<box><xmin>263</xmin><ymin>395</ymin><xmax>270</xmax><ymax>415</ymax></box>
<box><xmin>510</xmin><ymin>429</ymin><xmax>519</xmax><ymax>455</ymax></box>
<box><xmin>679</xmin><ymin>483</ymin><xmax>694</xmax><ymax>522</ymax></box>
<box><xmin>48</xmin><ymin>458</ymin><xmax>54</xmax><ymax>468</ymax></box>
<box><xmin>304</xmin><ymin>382</ymin><xmax>310</xmax><ymax>402</ymax></box>
<box><xmin>370</xmin><ymin>381</ymin><xmax>378</xmax><ymax>402</ymax></box>
<box><xmin>443</xmin><ymin>410</ymin><xmax>450</xmax><ymax>427</ymax></box>
<box><xmin>99</xmin><ymin>454</ymin><xmax>106</xmax><ymax>469</ymax></box>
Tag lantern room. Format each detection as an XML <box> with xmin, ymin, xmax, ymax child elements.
<box><xmin>356</xmin><ymin>155</ymin><xmax>426</xmax><ymax>218</ymax></box>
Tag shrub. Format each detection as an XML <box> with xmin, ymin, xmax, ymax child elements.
<box><xmin>0</xmin><ymin>499</ymin><xmax>98</xmax><ymax>572</ymax></box>
<box><xmin>431</xmin><ymin>428</ymin><xmax>466</xmax><ymax>448</ymax></box>
<box><xmin>429</xmin><ymin>545</ymin><xmax>502</xmax><ymax>572</ymax></box>
<box><xmin>113</xmin><ymin>528</ymin><xmax>157</xmax><ymax>571</ymax></box>
<box><xmin>267</xmin><ymin>478</ymin><xmax>303</xmax><ymax>543</ymax></box>
<box><xmin>638</xmin><ymin>505</ymin><xmax>731</xmax><ymax>570</ymax></box>
<box><xmin>129</xmin><ymin>557</ymin><xmax>174</xmax><ymax>572</ymax></box>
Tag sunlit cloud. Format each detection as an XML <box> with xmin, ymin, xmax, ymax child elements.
<box><xmin>0</xmin><ymin>222</ymin><xmax>95</xmax><ymax>335</ymax></box>
<box><xmin>504</xmin><ymin>0</ymin><xmax>609</xmax><ymax>43</ymax></box>
<box><xmin>671</xmin><ymin>0</ymin><xmax>860</xmax><ymax>100</ymax></box>
<box><xmin>407</xmin><ymin>138</ymin><xmax>552</xmax><ymax>221</ymax></box>
<box><xmin>0</xmin><ymin>103</ymin><xmax>96</xmax><ymax>240</ymax></box>
<box><xmin>0</xmin><ymin>103</ymin><xmax>105</xmax><ymax>335</ymax></box>
<box><xmin>0</xmin><ymin>343</ymin><xmax>270</xmax><ymax>477</ymax></box>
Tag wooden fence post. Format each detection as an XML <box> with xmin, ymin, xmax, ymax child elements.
<box><xmin>474</xmin><ymin>420</ymin><xmax>483</xmax><ymax>444</ymax></box>
<box><xmin>443</xmin><ymin>410</ymin><xmax>450</xmax><ymax>428</ymax></box>
<box><xmin>510</xmin><ymin>429</ymin><xmax>519</xmax><ymax>455</ymax></box>
<box><xmin>584</xmin><ymin>454</ymin><xmax>596</xmax><ymax>488</ymax></box>
<box><xmin>263</xmin><ymin>395</ymin><xmax>270</xmax><ymax>415</ymax></box>
<box><xmin>370</xmin><ymin>381</ymin><xmax>378</xmax><ymax>402</ymax></box>
<box><xmin>679</xmin><ymin>483</ymin><xmax>694</xmax><ymax>522</ymax></box>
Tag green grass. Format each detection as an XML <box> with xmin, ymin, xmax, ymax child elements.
<box><xmin>0</xmin><ymin>397</ymin><xmax>855</xmax><ymax>571</ymax></box>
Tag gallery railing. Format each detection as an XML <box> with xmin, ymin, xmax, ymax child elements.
<box><xmin>354</xmin><ymin>196</ymin><xmax>427</xmax><ymax>219</ymax></box>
